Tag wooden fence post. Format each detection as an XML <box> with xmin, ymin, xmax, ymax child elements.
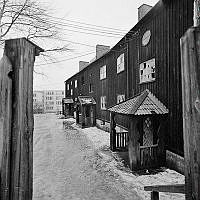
<box><xmin>0</xmin><ymin>55</ymin><xmax>13</xmax><ymax>200</ymax></box>
<box><xmin>180</xmin><ymin>27</ymin><xmax>200</xmax><ymax>200</ymax></box>
<box><xmin>110</xmin><ymin>112</ymin><xmax>116</xmax><ymax>151</ymax></box>
<box><xmin>2</xmin><ymin>38</ymin><xmax>43</xmax><ymax>200</ymax></box>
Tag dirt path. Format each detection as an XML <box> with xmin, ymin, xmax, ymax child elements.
<box><xmin>33</xmin><ymin>114</ymin><xmax>141</xmax><ymax>200</ymax></box>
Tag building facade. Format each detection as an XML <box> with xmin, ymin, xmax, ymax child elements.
<box><xmin>33</xmin><ymin>91</ymin><xmax>44</xmax><ymax>114</ymax></box>
<box><xmin>64</xmin><ymin>0</ymin><xmax>194</xmax><ymax>172</ymax></box>
<box><xmin>33</xmin><ymin>90</ymin><xmax>64</xmax><ymax>114</ymax></box>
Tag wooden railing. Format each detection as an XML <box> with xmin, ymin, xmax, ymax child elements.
<box><xmin>144</xmin><ymin>184</ymin><xmax>185</xmax><ymax>200</ymax></box>
<box><xmin>115</xmin><ymin>132</ymin><xmax>128</xmax><ymax>150</ymax></box>
<box><xmin>140</xmin><ymin>144</ymin><xmax>158</xmax><ymax>168</ymax></box>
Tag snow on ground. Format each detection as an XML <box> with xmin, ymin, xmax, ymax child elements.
<box><xmin>66</xmin><ymin>118</ymin><xmax>185</xmax><ymax>200</ymax></box>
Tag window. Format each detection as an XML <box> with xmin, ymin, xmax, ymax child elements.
<box><xmin>117</xmin><ymin>94</ymin><xmax>125</xmax><ymax>104</ymax></box>
<box><xmin>89</xmin><ymin>83</ymin><xmax>93</xmax><ymax>93</ymax></box>
<box><xmin>62</xmin><ymin>91</ymin><xmax>64</xmax><ymax>95</ymax></box>
<box><xmin>100</xmin><ymin>65</ymin><xmax>106</xmax><ymax>80</ymax></box>
<box><xmin>75</xmin><ymin>80</ymin><xmax>77</xmax><ymax>88</ymax></box>
<box><xmin>71</xmin><ymin>89</ymin><xmax>73</xmax><ymax>96</ymax></box>
<box><xmin>117</xmin><ymin>53</ymin><xmax>124</xmax><ymax>73</ymax></box>
<box><xmin>140</xmin><ymin>58</ymin><xmax>155</xmax><ymax>83</ymax></box>
<box><xmin>100</xmin><ymin>96</ymin><xmax>107</xmax><ymax>110</ymax></box>
<box><xmin>67</xmin><ymin>84</ymin><xmax>69</xmax><ymax>90</ymax></box>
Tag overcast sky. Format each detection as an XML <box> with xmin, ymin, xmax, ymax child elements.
<box><xmin>33</xmin><ymin>0</ymin><xmax>158</xmax><ymax>91</ymax></box>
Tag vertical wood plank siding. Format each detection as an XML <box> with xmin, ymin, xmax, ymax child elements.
<box><xmin>65</xmin><ymin>0</ymin><xmax>193</xmax><ymax>156</ymax></box>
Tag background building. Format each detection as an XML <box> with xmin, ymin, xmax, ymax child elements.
<box><xmin>33</xmin><ymin>91</ymin><xmax>44</xmax><ymax>114</ymax></box>
<box><xmin>33</xmin><ymin>90</ymin><xmax>64</xmax><ymax>114</ymax></box>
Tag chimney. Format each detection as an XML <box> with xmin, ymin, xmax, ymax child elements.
<box><xmin>138</xmin><ymin>4</ymin><xmax>152</xmax><ymax>21</ymax></box>
<box><xmin>79</xmin><ymin>61</ymin><xmax>89</xmax><ymax>71</ymax></box>
<box><xmin>96</xmin><ymin>44</ymin><xmax>110</xmax><ymax>59</ymax></box>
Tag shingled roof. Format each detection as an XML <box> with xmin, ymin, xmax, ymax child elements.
<box><xmin>108</xmin><ymin>89</ymin><xmax>168</xmax><ymax>115</ymax></box>
<box><xmin>78</xmin><ymin>96</ymin><xmax>96</xmax><ymax>105</ymax></box>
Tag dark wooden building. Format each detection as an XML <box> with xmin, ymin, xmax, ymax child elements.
<box><xmin>64</xmin><ymin>0</ymin><xmax>194</xmax><ymax>171</ymax></box>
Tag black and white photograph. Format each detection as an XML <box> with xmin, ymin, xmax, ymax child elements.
<box><xmin>0</xmin><ymin>0</ymin><xmax>199</xmax><ymax>199</ymax></box>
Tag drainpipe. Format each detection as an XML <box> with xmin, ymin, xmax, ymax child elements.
<box><xmin>194</xmin><ymin>0</ymin><xmax>200</xmax><ymax>26</ymax></box>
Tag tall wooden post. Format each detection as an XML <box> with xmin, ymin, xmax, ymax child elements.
<box><xmin>128</xmin><ymin>116</ymin><xmax>140</xmax><ymax>170</ymax></box>
<box><xmin>3</xmin><ymin>38</ymin><xmax>43</xmax><ymax>200</ymax></box>
<box><xmin>180</xmin><ymin>27</ymin><xmax>200</xmax><ymax>200</ymax></box>
<box><xmin>0</xmin><ymin>55</ymin><xmax>13</xmax><ymax>199</ymax></box>
<box><xmin>110</xmin><ymin>112</ymin><xmax>116</xmax><ymax>151</ymax></box>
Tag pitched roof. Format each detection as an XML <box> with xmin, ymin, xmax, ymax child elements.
<box><xmin>108</xmin><ymin>89</ymin><xmax>169</xmax><ymax>115</ymax></box>
<box><xmin>63</xmin><ymin>98</ymin><xmax>74</xmax><ymax>104</ymax></box>
<box><xmin>78</xmin><ymin>96</ymin><xmax>96</xmax><ymax>105</ymax></box>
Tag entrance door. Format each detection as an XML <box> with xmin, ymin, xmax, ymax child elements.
<box><xmin>140</xmin><ymin>117</ymin><xmax>159</xmax><ymax>168</ymax></box>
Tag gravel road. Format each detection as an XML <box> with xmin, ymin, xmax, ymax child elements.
<box><xmin>33</xmin><ymin>114</ymin><xmax>141</xmax><ymax>200</ymax></box>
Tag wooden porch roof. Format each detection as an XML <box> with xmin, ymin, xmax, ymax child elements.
<box><xmin>108</xmin><ymin>89</ymin><xmax>169</xmax><ymax>115</ymax></box>
<box><xmin>78</xmin><ymin>96</ymin><xmax>96</xmax><ymax>105</ymax></box>
<box><xmin>63</xmin><ymin>98</ymin><xmax>74</xmax><ymax>104</ymax></box>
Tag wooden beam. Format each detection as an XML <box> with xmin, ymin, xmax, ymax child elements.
<box><xmin>180</xmin><ymin>27</ymin><xmax>200</xmax><ymax>200</ymax></box>
<box><xmin>110</xmin><ymin>112</ymin><xmax>116</xmax><ymax>151</ymax></box>
<box><xmin>0</xmin><ymin>56</ymin><xmax>12</xmax><ymax>200</ymax></box>
<box><xmin>3</xmin><ymin>38</ymin><xmax>42</xmax><ymax>200</ymax></box>
<box><xmin>144</xmin><ymin>184</ymin><xmax>185</xmax><ymax>194</ymax></box>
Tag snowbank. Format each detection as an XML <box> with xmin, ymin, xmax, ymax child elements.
<box><xmin>69</xmin><ymin>121</ymin><xmax>185</xmax><ymax>200</ymax></box>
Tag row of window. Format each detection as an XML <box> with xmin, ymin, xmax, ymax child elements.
<box><xmin>67</xmin><ymin>57</ymin><xmax>155</xmax><ymax>93</ymax></box>
<box><xmin>100</xmin><ymin>94</ymin><xmax>125</xmax><ymax>110</ymax></box>
<box><xmin>46</xmin><ymin>91</ymin><xmax>64</xmax><ymax>95</ymax></box>
<box><xmin>67</xmin><ymin>53</ymin><xmax>126</xmax><ymax>91</ymax></box>
<box><xmin>46</xmin><ymin>106</ymin><xmax>54</xmax><ymax>110</ymax></box>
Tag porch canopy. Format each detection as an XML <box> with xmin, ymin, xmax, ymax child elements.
<box><xmin>108</xmin><ymin>89</ymin><xmax>168</xmax><ymax>115</ymax></box>
<box><xmin>78</xmin><ymin>96</ymin><xmax>96</xmax><ymax>105</ymax></box>
<box><xmin>63</xmin><ymin>97</ymin><xmax>74</xmax><ymax>104</ymax></box>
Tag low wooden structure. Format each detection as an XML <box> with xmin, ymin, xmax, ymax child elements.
<box><xmin>62</xmin><ymin>97</ymin><xmax>74</xmax><ymax>117</ymax></box>
<box><xmin>109</xmin><ymin>89</ymin><xmax>168</xmax><ymax>170</ymax></box>
<box><xmin>144</xmin><ymin>184</ymin><xmax>185</xmax><ymax>200</ymax></box>
<box><xmin>76</xmin><ymin>96</ymin><xmax>96</xmax><ymax>128</ymax></box>
<box><xmin>0</xmin><ymin>38</ymin><xmax>43</xmax><ymax>200</ymax></box>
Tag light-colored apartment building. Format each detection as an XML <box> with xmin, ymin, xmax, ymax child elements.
<box><xmin>33</xmin><ymin>90</ymin><xmax>64</xmax><ymax>114</ymax></box>
<box><xmin>43</xmin><ymin>90</ymin><xmax>64</xmax><ymax>113</ymax></box>
<box><xmin>33</xmin><ymin>91</ymin><xmax>44</xmax><ymax>114</ymax></box>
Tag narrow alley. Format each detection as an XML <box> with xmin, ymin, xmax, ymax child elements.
<box><xmin>33</xmin><ymin>114</ymin><xmax>141</xmax><ymax>200</ymax></box>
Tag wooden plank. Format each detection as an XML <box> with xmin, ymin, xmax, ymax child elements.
<box><xmin>4</xmin><ymin>38</ymin><xmax>42</xmax><ymax>200</ymax></box>
<box><xmin>180</xmin><ymin>27</ymin><xmax>200</xmax><ymax>200</ymax></box>
<box><xmin>0</xmin><ymin>55</ymin><xmax>12</xmax><ymax>200</ymax></box>
<box><xmin>144</xmin><ymin>184</ymin><xmax>185</xmax><ymax>194</ymax></box>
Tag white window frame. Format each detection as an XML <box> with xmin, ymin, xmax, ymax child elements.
<box><xmin>67</xmin><ymin>84</ymin><xmax>69</xmax><ymax>90</ymax></box>
<box><xmin>117</xmin><ymin>53</ymin><xmax>125</xmax><ymax>74</ymax></box>
<box><xmin>100</xmin><ymin>96</ymin><xmax>107</xmax><ymax>110</ymax></box>
<box><xmin>71</xmin><ymin>89</ymin><xmax>73</xmax><ymax>96</ymax></box>
<box><xmin>75</xmin><ymin>80</ymin><xmax>77</xmax><ymax>88</ymax></box>
<box><xmin>139</xmin><ymin>58</ymin><xmax>155</xmax><ymax>83</ymax></box>
<box><xmin>100</xmin><ymin>65</ymin><xmax>106</xmax><ymax>80</ymax></box>
<box><xmin>117</xmin><ymin>94</ymin><xmax>125</xmax><ymax>104</ymax></box>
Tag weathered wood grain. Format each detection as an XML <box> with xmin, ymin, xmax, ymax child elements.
<box><xmin>0</xmin><ymin>55</ymin><xmax>12</xmax><ymax>200</ymax></box>
<box><xmin>180</xmin><ymin>27</ymin><xmax>200</xmax><ymax>200</ymax></box>
<box><xmin>2</xmin><ymin>38</ymin><xmax>42</xmax><ymax>200</ymax></box>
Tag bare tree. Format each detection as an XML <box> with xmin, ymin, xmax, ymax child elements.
<box><xmin>0</xmin><ymin>0</ymin><xmax>59</xmax><ymax>43</ymax></box>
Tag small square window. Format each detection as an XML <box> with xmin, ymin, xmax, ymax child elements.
<box><xmin>117</xmin><ymin>53</ymin><xmax>125</xmax><ymax>73</ymax></box>
<box><xmin>100</xmin><ymin>96</ymin><xmax>106</xmax><ymax>110</ymax></box>
<box><xmin>100</xmin><ymin>65</ymin><xmax>106</xmax><ymax>80</ymax></box>
<box><xmin>140</xmin><ymin>58</ymin><xmax>155</xmax><ymax>83</ymax></box>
